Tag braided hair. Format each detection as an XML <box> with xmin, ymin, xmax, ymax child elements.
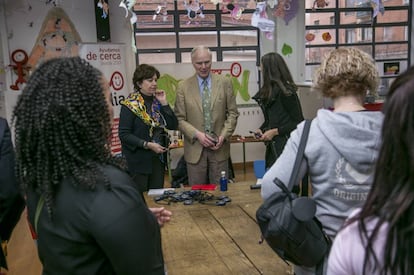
<box><xmin>13</xmin><ymin>57</ymin><xmax>123</xmax><ymax>217</ymax></box>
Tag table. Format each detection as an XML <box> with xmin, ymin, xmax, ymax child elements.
<box><xmin>230</xmin><ymin>135</ymin><xmax>262</xmax><ymax>173</ymax></box>
<box><xmin>145</xmin><ymin>181</ymin><xmax>291</xmax><ymax>275</ymax></box>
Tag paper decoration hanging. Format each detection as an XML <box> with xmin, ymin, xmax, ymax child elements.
<box><xmin>322</xmin><ymin>32</ymin><xmax>332</xmax><ymax>41</ymax></box>
<box><xmin>28</xmin><ymin>7</ymin><xmax>81</xmax><ymax>69</ymax></box>
<box><xmin>281</xmin><ymin>43</ymin><xmax>293</xmax><ymax>56</ymax></box>
<box><xmin>312</xmin><ymin>0</ymin><xmax>329</xmax><ymax>10</ymax></box>
<box><xmin>9</xmin><ymin>49</ymin><xmax>30</xmax><ymax>90</ymax></box>
<box><xmin>184</xmin><ymin>0</ymin><xmax>205</xmax><ymax>24</ymax></box>
<box><xmin>273</xmin><ymin>0</ymin><xmax>299</xmax><ymax>25</ymax></box>
<box><xmin>251</xmin><ymin>1</ymin><xmax>275</xmax><ymax>35</ymax></box>
<box><xmin>97</xmin><ymin>0</ymin><xmax>109</xmax><ymax>18</ymax></box>
<box><xmin>153</xmin><ymin>5</ymin><xmax>168</xmax><ymax>21</ymax></box>
<box><xmin>305</xmin><ymin>32</ymin><xmax>316</xmax><ymax>42</ymax></box>
<box><xmin>119</xmin><ymin>0</ymin><xmax>137</xmax><ymax>24</ymax></box>
<box><xmin>118</xmin><ymin>0</ymin><xmax>137</xmax><ymax>52</ymax></box>
<box><xmin>95</xmin><ymin>0</ymin><xmax>110</xmax><ymax>41</ymax></box>
<box><xmin>371</xmin><ymin>0</ymin><xmax>385</xmax><ymax>18</ymax></box>
<box><xmin>222</xmin><ymin>3</ymin><xmax>245</xmax><ymax>20</ymax></box>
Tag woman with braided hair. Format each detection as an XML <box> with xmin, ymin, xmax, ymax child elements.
<box><xmin>13</xmin><ymin>57</ymin><xmax>170</xmax><ymax>275</ymax></box>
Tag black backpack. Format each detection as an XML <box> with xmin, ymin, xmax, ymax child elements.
<box><xmin>256</xmin><ymin>120</ymin><xmax>330</xmax><ymax>272</ymax></box>
<box><xmin>171</xmin><ymin>155</ymin><xmax>188</xmax><ymax>188</ymax></box>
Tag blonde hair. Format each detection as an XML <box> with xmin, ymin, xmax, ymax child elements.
<box><xmin>313</xmin><ymin>47</ymin><xmax>379</xmax><ymax>99</ymax></box>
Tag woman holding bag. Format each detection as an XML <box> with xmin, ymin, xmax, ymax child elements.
<box><xmin>252</xmin><ymin>52</ymin><xmax>304</xmax><ymax>169</ymax></box>
<box><xmin>260</xmin><ymin>48</ymin><xmax>384</xmax><ymax>275</ymax></box>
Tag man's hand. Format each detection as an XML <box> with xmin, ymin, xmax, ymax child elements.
<box><xmin>210</xmin><ymin>135</ymin><xmax>224</xmax><ymax>150</ymax></box>
<box><xmin>195</xmin><ymin>131</ymin><xmax>217</xmax><ymax>148</ymax></box>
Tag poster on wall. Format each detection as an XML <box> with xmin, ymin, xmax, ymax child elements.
<box><xmin>28</xmin><ymin>7</ymin><xmax>81</xmax><ymax>69</ymax></box>
<box><xmin>155</xmin><ymin>61</ymin><xmax>263</xmax><ymax>136</ymax></box>
<box><xmin>155</xmin><ymin>61</ymin><xmax>260</xmax><ymax>106</ymax></box>
<box><xmin>79</xmin><ymin>43</ymin><xmax>129</xmax><ymax>155</ymax></box>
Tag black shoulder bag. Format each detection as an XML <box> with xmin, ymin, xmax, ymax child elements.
<box><xmin>256</xmin><ymin>120</ymin><xmax>330</xmax><ymax>273</ymax></box>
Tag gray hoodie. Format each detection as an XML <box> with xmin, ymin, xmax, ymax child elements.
<box><xmin>261</xmin><ymin>109</ymin><xmax>384</xmax><ymax>237</ymax></box>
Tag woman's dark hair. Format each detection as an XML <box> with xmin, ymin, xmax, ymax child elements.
<box><xmin>13</xmin><ymin>57</ymin><xmax>123</xmax><ymax>217</ymax></box>
<box><xmin>259</xmin><ymin>52</ymin><xmax>297</xmax><ymax>100</ymax></box>
<box><xmin>133</xmin><ymin>64</ymin><xmax>160</xmax><ymax>91</ymax></box>
<box><xmin>347</xmin><ymin>66</ymin><xmax>414</xmax><ymax>274</ymax></box>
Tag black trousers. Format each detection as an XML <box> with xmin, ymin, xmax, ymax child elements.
<box><xmin>131</xmin><ymin>156</ymin><xmax>165</xmax><ymax>194</ymax></box>
<box><xmin>265</xmin><ymin>134</ymin><xmax>289</xmax><ymax>169</ymax></box>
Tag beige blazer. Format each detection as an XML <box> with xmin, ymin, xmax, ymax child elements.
<box><xmin>174</xmin><ymin>73</ymin><xmax>239</xmax><ymax>164</ymax></box>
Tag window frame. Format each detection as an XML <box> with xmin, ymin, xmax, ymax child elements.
<box><xmin>132</xmin><ymin>2</ymin><xmax>261</xmax><ymax>65</ymax></box>
<box><xmin>305</xmin><ymin>0</ymin><xmax>412</xmax><ymax>85</ymax></box>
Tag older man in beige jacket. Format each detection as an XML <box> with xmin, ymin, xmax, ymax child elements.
<box><xmin>174</xmin><ymin>46</ymin><xmax>239</xmax><ymax>185</ymax></box>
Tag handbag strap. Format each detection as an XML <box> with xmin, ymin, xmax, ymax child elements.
<box><xmin>282</xmin><ymin>119</ymin><xmax>312</xmax><ymax>192</ymax></box>
<box><xmin>34</xmin><ymin>195</ymin><xmax>45</xmax><ymax>234</ymax></box>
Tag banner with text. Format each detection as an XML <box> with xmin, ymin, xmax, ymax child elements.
<box><xmin>79</xmin><ymin>43</ymin><xmax>129</xmax><ymax>155</ymax></box>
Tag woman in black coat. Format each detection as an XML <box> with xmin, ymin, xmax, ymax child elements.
<box><xmin>253</xmin><ymin>52</ymin><xmax>304</xmax><ymax>169</ymax></box>
<box><xmin>119</xmin><ymin>64</ymin><xmax>178</xmax><ymax>194</ymax></box>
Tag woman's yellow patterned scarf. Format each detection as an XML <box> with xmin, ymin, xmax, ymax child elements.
<box><xmin>121</xmin><ymin>92</ymin><xmax>162</xmax><ymax>137</ymax></box>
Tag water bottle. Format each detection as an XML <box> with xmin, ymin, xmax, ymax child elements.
<box><xmin>220</xmin><ymin>171</ymin><xmax>228</xmax><ymax>192</ymax></box>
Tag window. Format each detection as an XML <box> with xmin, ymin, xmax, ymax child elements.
<box><xmin>132</xmin><ymin>1</ymin><xmax>260</xmax><ymax>65</ymax></box>
<box><xmin>314</xmin><ymin>20</ymin><xmax>320</xmax><ymax>32</ymax></box>
<box><xmin>346</xmin><ymin>29</ymin><xmax>355</xmax><ymax>43</ymax></box>
<box><xmin>359</xmin><ymin>27</ymin><xmax>372</xmax><ymax>41</ymax></box>
<box><xmin>405</xmin><ymin>26</ymin><xmax>409</xmax><ymax>40</ymax></box>
<box><xmin>305</xmin><ymin>0</ymin><xmax>412</xmax><ymax>89</ymax></box>
<box><xmin>345</xmin><ymin>0</ymin><xmax>356</xmax><ymax>15</ymax></box>
<box><xmin>355</xmin><ymin>1</ymin><xmax>371</xmax><ymax>18</ymax></box>
<box><xmin>383</xmin><ymin>27</ymin><xmax>392</xmax><ymax>41</ymax></box>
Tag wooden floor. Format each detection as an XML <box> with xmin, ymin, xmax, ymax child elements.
<box><xmin>4</xmin><ymin>163</ymin><xmax>264</xmax><ymax>275</ymax></box>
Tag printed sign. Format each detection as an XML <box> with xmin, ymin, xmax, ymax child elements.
<box><xmin>79</xmin><ymin>43</ymin><xmax>129</xmax><ymax>155</ymax></box>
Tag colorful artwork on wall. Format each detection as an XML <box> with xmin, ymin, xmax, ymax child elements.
<box><xmin>27</xmin><ymin>7</ymin><xmax>81</xmax><ymax>69</ymax></box>
<box><xmin>95</xmin><ymin>0</ymin><xmax>111</xmax><ymax>41</ymax></box>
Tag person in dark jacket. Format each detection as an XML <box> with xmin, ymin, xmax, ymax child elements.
<box><xmin>13</xmin><ymin>57</ymin><xmax>171</xmax><ymax>275</ymax></box>
<box><xmin>119</xmin><ymin>64</ymin><xmax>178</xmax><ymax>194</ymax></box>
<box><xmin>253</xmin><ymin>52</ymin><xmax>304</xmax><ymax>169</ymax></box>
<box><xmin>0</xmin><ymin>117</ymin><xmax>25</xmax><ymax>270</ymax></box>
